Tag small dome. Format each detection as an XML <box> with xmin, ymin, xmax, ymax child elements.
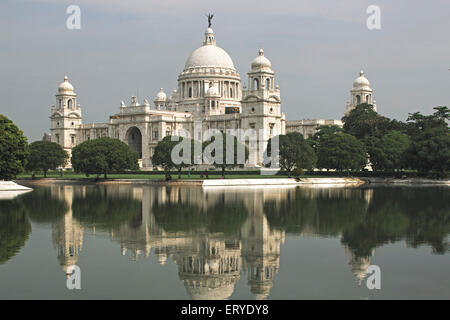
<box><xmin>58</xmin><ymin>76</ymin><xmax>74</xmax><ymax>93</ymax></box>
<box><xmin>154</xmin><ymin>88</ymin><xmax>167</xmax><ymax>101</ymax></box>
<box><xmin>251</xmin><ymin>49</ymin><xmax>272</xmax><ymax>71</ymax></box>
<box><xmin>353</xmin><ymin>70</ymin><xmax>370</xmax><ymax>88</ymax></box>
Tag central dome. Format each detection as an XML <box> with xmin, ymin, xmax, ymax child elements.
<box><xmin>184</xmin><ymin>28</ymin><xmax>235</xmax><ymax>70</ymax></box>
<box><xmin>185</xmin><ymin>45</ymin><xmax>235</xmax><ymax>70</ymax></box>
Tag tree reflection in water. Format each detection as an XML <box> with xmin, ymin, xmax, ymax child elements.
<box><xmin>0</xmin><ymin>200</ymin><xmax>31</xmax><ymax>264</ymax></box>
<box><xmin>0</xmin><ymin>184</ymin><xmax>448</xmax><ymax>298</ymax></box>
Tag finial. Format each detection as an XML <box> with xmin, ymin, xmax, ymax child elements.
<box><xmin>359</xmin><ymin>69</ymin><xmax>364</xmax><ymax>76</ymax></box>
<box><xmin>259</xmin><ymin>49</ymin><xmax>264</xmax><ymax>56</ymax></box>
<box><xmin>64</xmin><ymin>75</ymin><xmax>68</xmax><ymax>81</ymax></box>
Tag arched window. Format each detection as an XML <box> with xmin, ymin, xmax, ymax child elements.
<box><xmin>188</xmin><ymin>87</ymin><xmax>192</xmax><ymax>98</ymax></box>
<box><xmin>230</xmin><ymin>87</ymin><xmax>233</xmax><ymax>98</ymax></box>
<box><xmin>366</xmin><ymin>95</ymin><xmax>369</xmax><ymax>103</ymax></box>
<box><xmin>356</xmin><ymin>95</ymin><xmax>361</xmax><ymax>105</ymax></box>
<box><xmin>68</xmin><ymin>99</ymin><xmax>73</xmax><ymax>109</ymax></box>
<box><xmin>59</xmin><ymin>99</ymin><xmax>62</xmax><ymax>107</ymax></box>
<box><xmin>254</xmin><ymin>78</ymin><xmax>259</xmax><ymax>90</ymax></box>
<box><xmin>266</xmin><ymin>78</ymin><xmax>271</xmax><ymax>89</ymax></box>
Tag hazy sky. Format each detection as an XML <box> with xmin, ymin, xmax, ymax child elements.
<box><xmin>1</xmin><ymin>0</ymin><xmax>449</xmax><ymax>141</ymax></box>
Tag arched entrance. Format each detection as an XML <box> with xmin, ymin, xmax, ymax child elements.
<box><xmin>126</xmin><ymin>127</ymin><xmax>142</xmax><ymax>159</ymax></box>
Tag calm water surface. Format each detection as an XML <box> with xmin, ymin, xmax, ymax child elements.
<box><xmin>0</xmin><ymin>183</ymin><xmax>449</xmax><ymax>299</ymax></box>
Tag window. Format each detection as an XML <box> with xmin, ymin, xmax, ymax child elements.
<box><xmin>153</xmin><ymin>131</ymin><xmax>159</xmax><ymax>140</ymax></box>
<box><xmin>188</xmin><ymin>87</ymin><xmax>192</xmax><ymax>98</ymax></box>
<box><xmin>166</xmin><ymin>128</ymin><xmax>171</xmax><ymax>136</ymax></box>
<box><xmin>356</xmin><ymin>95</ymin><xmax>361</xmax><ymax>104</ymax></box>
<box><xmin>266</xmin><ymin>78</ymin><xmax>271</xmax><ymax>89</ymax></box>
<box><xmin>56</xmin><ymin>134</ymin><xmax>60</xmax><ymax>144</ymax></box>
<box><xmin>269</xmin><ymin>123</ymin><xmax>274</xmax><ymax>137</ymax></box>
<box><xmin>251</xmin><ymin>107</ymin><xmax>255</xmax><ymax>113</ymax></box>
<box><xmin>230</xmin><ymin>88</ymin><xmax>233</xmax><ymax>98</ymax></box>
<box><xmin>68</xmin><ymin>99</ymin><xmax>73</xmax><ymax>109</ymax></box>
<box><xmin>71</xmin><ymin>135</ymin><xmax>75</xmax><ymax>144</ymax></box>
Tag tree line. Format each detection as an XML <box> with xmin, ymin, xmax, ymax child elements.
<box><xmin>267</xmin><ymin>104</ymin><xmax>449</xmax><ymax>178</ymax></box>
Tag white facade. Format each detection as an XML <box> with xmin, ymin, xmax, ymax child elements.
<box><xmin>49</xmin><ymin>22</ymin><xmax>377</xmax><ymax>168</ymax></box>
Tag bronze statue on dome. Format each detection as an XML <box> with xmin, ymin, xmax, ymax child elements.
<box><xmin>206</xmin><ymin>13</ymin><xmax>214</xmax><ymax>28</ymax></box>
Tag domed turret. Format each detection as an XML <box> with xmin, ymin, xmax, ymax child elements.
<box><xmin>154</xmin><ymin>88</ymin><xmax>167</xmax><ymax>102</ymax></box>
<box><xmin>346</xmin><ymin>69</ymin><xmax>377</xmax><ymax>115</ymax></box>
<box><xmin>251</xmin><ymin>49</ymin><xmax>272</xmax><ymax>71</ymax></box>
<box><xmin>154</xmin><ymin>88</ymin><xmax>167</xmax><ymax>110</ymax></box>
<box><xmin>58</xmin><ymin>76</ymin><xmax>75</xmax><ymax>94</ymax></box>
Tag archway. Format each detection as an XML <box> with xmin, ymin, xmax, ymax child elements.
<box><xmin>126</xmin><ymin>127</ymin><xmax>142</xmax><ymax>159</ymax></box>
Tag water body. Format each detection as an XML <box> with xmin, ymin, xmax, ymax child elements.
<box><xmin>0</xmin><ymin>183</ymin><xmax>449</xmax><ymax>299</ymax></box>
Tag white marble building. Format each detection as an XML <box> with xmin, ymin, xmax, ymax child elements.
<box><xmin>49</xmin><ymin>21</ymin><xmax>376</xmax><ymax>169</ymax></box>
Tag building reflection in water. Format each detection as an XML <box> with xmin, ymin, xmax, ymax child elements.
<box><xmin>50</xmin><ymin>185</ymin><xmax>84</xmax><ymax>277</ymax></box>
<box><xmin>48</xmin><ymin>184</ymin><xmax>378</xmax><ymax>298</ymax></box>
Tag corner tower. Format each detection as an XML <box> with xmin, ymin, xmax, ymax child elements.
<box><xmin>50</xmin><ymin>76</ymin><xmax>82</xmax><ymax>161</ymax></box>
<box><xmin>241</xmin><ymin>49</ymin><xmax>285</xmax><ymax>165</ymax></box>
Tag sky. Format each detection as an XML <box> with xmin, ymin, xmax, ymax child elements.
<box><xmin>0</xmin><ymin>0</ymin><xmax>449</xmax><ymax>141</ymax></box>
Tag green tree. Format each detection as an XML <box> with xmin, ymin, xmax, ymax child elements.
<box><xmin>202</xmin><ymin>132</ymin><xmax>249</xmax><ymax>177</ymax></box>
<box><xmin>308</xmin><ymin>125</ymin><xmax>343</xmax><ymax>152</ymax></box>
<box><xmin>369</xmin><ymin>130</ymin><xmax>411</xmax><ymax>171</ymax></box>
<box><xmin>0</xmin><ymin>114</ymin><xmax>29</xmax><ymax>180</ymax></box>
<box><xmin>342</xmin><ymin>103</ymin><xmax>399</xmax><ymax>143</ymax></box>
<box><xmin>26</xmin><ymin>141</ymin><xmax>68</xmax><ymax>177</ymax></box>
<box><xmin>317</xmin><ymin>132</ymin><xmax>367</xmax><ymax>171</ymax></box>
<box><xmin>267</xmin><ymin>132</ymin><xmax>316</xmax><ymax>176</ymax></box>
<box><xmin>152</xmin><ymin>136</ymin><xmax>184</xmax><ymax>180</ymax></box>
<box><xmin>295</xmin><ymin>137</ymin><xmax>317</xmax><ymax>173</ymax></box>
<box><xmin>406</xmin><ymin>107</ymin><xmax>450</xmax><ymax>177</ymax></box>
<box><xmin>71</xmin><ymin>137</ymin><xmax>138</xmax><ymax>179</ymax></box>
